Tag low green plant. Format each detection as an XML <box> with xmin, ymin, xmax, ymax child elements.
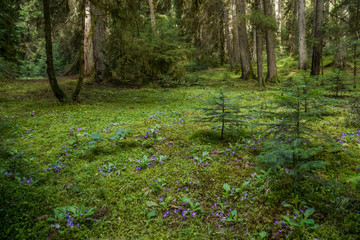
<box><xmin>87</xmin><ymin>133</ymin><xmax>106</xmax><ymax>148</ymax></box>
<box><xmin>281</xmin><ymin>204</ymin><xmax>319</xmax><ymax>231</ymax></box>
<box><xmin>181</xmin><ymin>196</ymin><xmax>202</xmax><ymax>212</ymax></box>
<box><xmin>222</xmin><ymin>209</ymin><xmax>243</xmax><ymax>223</ymax></box>
<box><xmin>47</xmin><ymin>205</ymin><xmax>96</xmax><ymax>229</ymax></box>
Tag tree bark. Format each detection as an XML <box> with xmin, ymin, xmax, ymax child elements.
<box><xmin>275</xmin><ymin>0</ymin><xmax>282</xmax><ymax>49</ymax></box>
<box><xmin>84</xmin><ymin>0</ymin><xmax>93</xmax><ymax>76</ymax></box>
<box><xmin>223</xmin><ymin>0</ymin><xmax>234</xmax><ymax>69</ymax></box>
<box><xmin>91</xmin><ymin>1</ymin><xmax>110</xmax><ymax>83</ymax></box>
<box><xmin>231</xmin><ymin>0</ymin><xmax>241</xmax><ymax>66</ymax></box>
<box><xmin>255</xmin><ymin>0</ymin><xmax>264</xmax><ymax>87</ymax></box>
<box><xmin>237</xmin><ymin>0</ymin><xmax>255</xmax><ymax>80</ymax></box>
<box><xmin>43</xmin><ymin>0</ymin><xmax>66</xmax><ymax>102</ymax></box>
<box><xmin>311</xmin><ymin>0</ymin><xmax>324</xmax><ymax>76</ymax></box>
<box><xmin>298</xmin><ymin>0</ymin><xmax>307</xmax><ymax>70</ymax></box>
<box><xmin>72</xmin><ymin>0</ymin><xmax>85</xmax><ymax>101</ymax></box>
<box><xmin>149</xmin><ymin>0</ymin><xmax>156</xmax><ymax>28</ymax></box>
<box><xmin>335</xmin><ymin>1</ymin><xmax>347</xmax><ymax>69</ymax></box>
<box><xmin>263</xmin><ymin>0</ymin><xmax>278</xmax><ymax>82</ymax></box>
<box><xmin>219</xmin><ymin>13</ymin><xmax>225</xmax><ymax>66</ymax></box>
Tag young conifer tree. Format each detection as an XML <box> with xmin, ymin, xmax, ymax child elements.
<box><xmin>258</xmin><ymin>74</ymin><xmax>329</xmax><ymax>189</ymax></box>
<box><xmin>199</xmin><ymin>90</ymin><xmax>243</xmax><ymax>140</ymax></box>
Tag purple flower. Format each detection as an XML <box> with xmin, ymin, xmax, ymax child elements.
<box><xmin>159</xmin><ymin>197</ymin><xmax>164</xmax><ymax>202</ymax></box>
<box><xmin>76</xmin><ymin>127</ymin><xmax>82</xmax><ymax>131</ymax></box>
<box><xmin>148</xmin><ymin>116</ymin><xmax>154</xmax><ymax>119</ymax></box>
<box><xmin>181</xmin><ymin>210</ymin><xmax>187</xmax><ymax>217</ymax></box>
<box><xmin>191</xmin><ymin>211</ymin><xmax>197</xmax><ymax>216</ymax></box>
<box><xmin>174</xmin><ymin>209</ymin><xmax>177</xmax><ymax>214</ymax></box>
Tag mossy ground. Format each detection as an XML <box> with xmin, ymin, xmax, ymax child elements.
<box><xmin>1</xmin><ymin>61</ymin><xmax>359</xmax><ymax>239</ymax></box>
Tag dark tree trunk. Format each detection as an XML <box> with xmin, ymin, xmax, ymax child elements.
<box><xmin>219</xmin><ymin>14</ymin><xmax>225</xmax><ymax>66</ymax></box>
<box><xmin>263</xmin><ymin>0</ymin><xmax>278</xmax><ymax>82</ymax></box>
<box><xmin>72</xmin><ymin>0</ymin><xmax>85</xmax><ymax>101</ymax></box>
<box><xmin>43</xmin><ymin>0</ymin><xmax>66</xmax><ymax>102</ymax></box>
<box><xmin>223</xmin><ymin>0</ymin><xmax>234</xmax><ymax>69</ymax></box>
<box><xmin>237</xmin><ymin>0</ymin><xmax>255</xmax><ymax>80</ymax></box>
<box><xmin>232</xmin><ymin>0</ymin><xmax>241</xmax><ymax>66</ymax></box>
<box><xmin>311</xmin><ymin>0</ymin><xmax>324</xmax><ymax>76</ymax></box>
<box><xmin>255</xmin><ymin>0</ymin><xmax>264</xmax><ymax>87</ymax></box>
<box><xmin>91</xmin><ymin>1</ymin><xmax>110</xmax><ymax>83</ymax></box>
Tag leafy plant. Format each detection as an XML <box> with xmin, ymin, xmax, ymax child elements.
<box><xmin>47</xmin><ymin>205</ymin><xmax>96</xmax><ymax>229</ymax></box>
<box><xmin>181</xmin><ymin>196</ymin><xmax>201</xmax><ymax>212</ymax></box>
<box><xmin>222</xmin><ymin>183</ymin><xmax>233</xmax><ymax>199</ymax></box>
<box><xmin>222</xmin><ymin>209</ymin><xmax>244</xmax><ymax>223</ymax></box>
<box><xmin>87</xmin><ymin>133</ymin><xmax>105</xmax><ymax>148</ymax></box>
<box><xmin>108</xmin><ymin>128</ymin><xmax>131</xmax><ymax>144</ymax></box>
<box><xmin>98</xmin><ymin>163</ymin><xmax>117</xmax><ymax>175</ymax></box>
<box><xmin>280</xmin><ymin>204</ymin><xmax>319</xmax><ymax>230</ymax></box>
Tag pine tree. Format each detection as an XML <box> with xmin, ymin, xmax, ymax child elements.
<box><xmin>258</xmin><ymin>75</ymin><xmax>329</xmax><ymax>189</ymax></box>
<box><xmin>199</xmin><ymin>90</ymin><xmax>244</xmax><ymax>140</ymax></box>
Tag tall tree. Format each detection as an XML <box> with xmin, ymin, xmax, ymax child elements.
<box><xmin>298</xmin><ymin>0</ymin><xmax>307</xmax><ymax>70</ymax></box>
<box><xmin>263</xmin><ymin>0</ymin><xmax>278</xmax><ymax>82</ymax></box>
<box><xmin>84</xmin><ymin>0</ymin><xmax>94</xmax><ymax>76</ymax></box>
<box><xmin>232</xmin><ymin>0</ymin><xmax>241</xmax><ymax>66</ymax></box>
<box><xmin>334</xmin><ymin>1</ymin><xmax>348</xmax><ymax>69</ymax></box>
<box><xmin>275</xmin><ymin>0</ymin><xmax>282</xmax><ymax>47</ymax></box>
<box><xmin>91</xmin><ymin>1</ymin><xmax>110</xmax><ymax>83</ymax></box>
<box><xmin>223</xmin><ymin>0</ymin><xmax>235</xmax><ymax>69</ymax></box>
<box><xmin>72</xmin><ymin>0</ymin><xmax>85</xmax><ymax>101</ymax></box>
<box><xmin>237</xmin><ymin>0</ymin><xmax>255</xmax><ymax>79</ymax></box>
<box><xmin>311</xmin><ymin>0</ymin><xmax>324</xmax><ymax>75</ymax></box>
<box><xmin>255</xmin><ymin>0</ymin><xmax>264</xmax><ymax>87</ymax></box>
<box><xmin>148</xmin><ymin>0</ymin><xmax>156</xmax><ymax>28</ymax></box>
<box><xmin>43</xmin><ymin>0</ymin><xmax>66</xmax><ymax>102</ymax></box>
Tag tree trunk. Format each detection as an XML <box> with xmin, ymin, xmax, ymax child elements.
<box><xmin>149</xmin><ymin>0</ymin><xmax>156</xmax><ymax>28</ymax></box>
<box><xmin>237</xmin><ymin>0</ymin><xmax>255</xmax><ymax>80</ymax></box>
<box><xmin>72</xmin><ymin>0</ymin><xmax>85</xmax><ymax>101</ymax></box>
<box><xmin>91</xmin><ymin>1</ymin><xmax>110</xmax><ymax>83</ymax></box>
<box><xmin>231</xmin><ymin>0</ymin><xmax>241</xmax><ymax>66</ymax></box>
<box><xmin>263</xmin><ymin>0</ymin><xmax>278</xmax><ymax>82</ymax></box>
<box><xmin>335</xmin><ymin>1</ymin><xmax>347</xmax><ymax>69</ymax></box>
<box><xmin>43</xmin><ymin>0</ymin><xmax>66</xmax><ymax>102</ymax></box>
<box><xmin>311</xmin><ymin>0</ymin><xmax>324</xmax><ymax>76</ymax></box>
<box><xmin>84</xmin><ymin>0</ymin><xmax>94</xmax><ymax>76</ymax></box>
<box><xmin>255</xmin><ymin>0</ymin><xmax>264</xmax><ymax>87</ymax></box>
<box><xmin>219</xmin><ymin>14</ymin><xmax>225</xmax><ymax>66</ymax></box>
<box><xmin>298</xmin><ymin>0</ymin><xmax>307</xmax><ymax>70</ymax></box>
<box><xmin>223</xmin><ymin>0</ymin><xmax>234</xmax><ymax>69</ymax></box>
<box><xmin>275</xmin><ymin>0</ymin><xmax>282</xmax><ymax>49</ymax></box>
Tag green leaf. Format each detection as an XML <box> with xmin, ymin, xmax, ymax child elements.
<box><xmin>146</xmin><ymin>201</ymin><xmax>158</xmax><ymax>207</ymax></box>
<box><xmin>108</xmin><ymin>135</ymin><xmax>117</xmax><ymax>140</ymax></box>
<box><xmin>259</xmin><ymin>231</ymin><xmax>267</xmax><ymax>238</ymax></box>
<box><xmin>223</xmin><ymin>183</ymin><xmax>231</xmax><ymax>192</ymax></box>
<box><xmin>47</xmin><ymin>218</ymin><xmax>57</xmax><ymax>222</ymax></box>
<box><xmin>304</xmin><ymin>208</ymin><xmax>315</xmax><ymax>218</ymax></box>
<box><xmin>241</xmin><ymin>181</ymin><xmax>250</xmax><ymax>188</ymax></box>
<box><xmin>304</xmin><ymin>219</ymin><xmax>315</xmax><ymax>225</ymax></box>
<box><xmin>283</xmin><ymin>203</ymin><xmax>292</xmax><ymax>207</ymax></box>
<box><xmin>65</xmin><ymin>206</ymin><xmax>77</xmax><ymax>214</ymax></box>
<box><xmin>147</xmin><ymin>210</ymin><xmax>156</xmax><ymax>219</ymax></box>
<box><xmin>91</xmin><ymin>133</ymin><xmax>102</xmax><ymax>139</ymax></box>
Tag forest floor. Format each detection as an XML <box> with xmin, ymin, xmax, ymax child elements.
<box><xmin>1</xmin><ymin>63</ymin><xmax>359</xmax><ymax>239</ymax></box>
